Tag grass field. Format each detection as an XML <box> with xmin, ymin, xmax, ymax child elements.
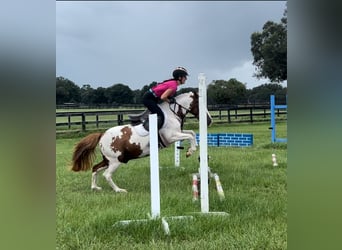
<box><xmin>56</xmin><ymin>122</ymin><xmax>287</xmax><ymax>249</ymax></box>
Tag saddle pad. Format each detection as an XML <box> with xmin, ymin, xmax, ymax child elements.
<box><xmin>133</xmin><ymin>124</ymin><xmax>149</xmax><ymax>137</ymax></box>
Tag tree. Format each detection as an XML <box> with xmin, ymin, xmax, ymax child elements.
<box><xmin>134</xmin><ymin>82</ymin><xmax>158</xmax><ymax>104</ymax></box>
<box><xmin>132</xmin><ymin>89</ymin><xmax>142</xmax><ymax>104</ymax></box>
<box><xmin>207</xmin><ymin>78</ymin><xmax>247</xmax><ymax>105</ymax></box>
<box><xmin>105</xmin><ymin>83</ymin><xmax>134</xmax><ymax>105</ymax></box>
<box><xmin>56</xmin><ymin>76</ymin><xmax>81</xmax><ymax>104</ymax></box>
<box><xmin>80</xmin><ymin>84</ymin><xmax>95</xmax><ymax>104</ymax></box>
<box><xmin>92</xmin><ymin>87</ymin><xmax>107</xmax><ymax>104</ymax></box>
<box><xmin>247</xmin><ymin>83</ymin><xmax>287</xmax><ymax>104</ymax></box>
<box><xmin>250</xmin><ymin>8</ymin><xmax>287</xmax><ymax>82</ymax></box>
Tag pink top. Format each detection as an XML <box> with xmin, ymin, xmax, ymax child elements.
<box><xmin>151</xmin><ymin>80</ymin><xmax>178</xmax><ymax>97</ymax></box>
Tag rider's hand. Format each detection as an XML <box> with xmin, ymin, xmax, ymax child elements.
<box><xmin>168</xmin><ymin>97</ymin><xmax>176</xmax><ymax>104</ymax></box>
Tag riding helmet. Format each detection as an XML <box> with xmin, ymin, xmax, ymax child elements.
<box><xmin>172</xmin><ymin>67</ymin><xmax>189</xmax><ymax>79</ymax></box>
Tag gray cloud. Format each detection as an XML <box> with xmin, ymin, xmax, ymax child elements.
<box><xmin>56</xmin><ymin>1</ymin><xmax>287</xmax><ymax>89</ymax></box>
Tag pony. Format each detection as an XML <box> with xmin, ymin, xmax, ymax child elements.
<box><xmin>71</xmin><ymin>91</ymin><xmax>212</xmax><ymax>192</ymax></box>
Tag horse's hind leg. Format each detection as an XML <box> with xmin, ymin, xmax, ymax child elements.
<box><xmin>91</xmin><ymin>157</ymin><xmax>109</xmax><ymax>190</ymax></box>
<box><xmin>103</xmin><ymin>161</ymin><xmax>127</xmax><ymax>193</ymax></box>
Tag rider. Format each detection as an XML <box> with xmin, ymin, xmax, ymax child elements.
<box><xmin>142</xmin><ymin>67</ymin><xmax>189</xmax><ymax>130</ymax></box>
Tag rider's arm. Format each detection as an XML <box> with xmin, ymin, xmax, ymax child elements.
<box><xmin>160</xmin><ymin>88</ymin><xmax>174</xmax><ymax>102</ymax></box>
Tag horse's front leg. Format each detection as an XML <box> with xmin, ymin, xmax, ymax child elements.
<box><xmin>170</xmin><ymin>130</ymin><xmax>197</xmax><ymax>157</ymax></box>
<box><xmin>181</xmin><ymin>130</ymin><xmax>198</xmax><ymax>157</ymax></box>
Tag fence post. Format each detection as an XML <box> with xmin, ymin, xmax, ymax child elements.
<box><xmin>68</xmin><ymin>115</ymin><xmax>71</xmax><ymax>129</ymax></box>
<box><xmin>249</xmin><ymin>108</ymin><xmax>253</xmax><ymax>123</ymax></box>
<box><xmin>117</xmin><ymin>114</ymin><xmax>123</xmax><ymax>125</ymax></box>
<box><xmin>81</xmin><ymin>113</ymin><xmax>86</xmax><ymax>131</ymax></box>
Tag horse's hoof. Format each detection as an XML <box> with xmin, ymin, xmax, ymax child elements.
<box><xmin>92</xmin><ymin>186</ymin><xmax>102</xmax><ymax>191</ymax></box>
<box><xmin>186</xmin><ymin>152</ymin><xmax>192</xmax><ymax>158</ymax></box>
<box><xmin>115</xmin><ymin>188</ymin><xmax>128</xmax><ymax>193</ymax></box>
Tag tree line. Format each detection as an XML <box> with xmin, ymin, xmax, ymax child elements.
<box><xmin>57</xmin><ymin>6</ymin><xmax>287</xmax><ymax>107</ymax></box>
<box><xmin>56</xmin><ymin>76</ymin><xmax>287</xmax><ymax>106</ymax></box>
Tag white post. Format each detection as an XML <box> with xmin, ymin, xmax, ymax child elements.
<box><xmin>115</xmin><ymin>116</ymin><xmax>194</xmax><ymax>234</ymax></box>
<box><xmin>175</xmin><ymin>141</ymin><xmax>180</xmax><ymax>167</ymax></box>
<box><xmin>149</xmin><ymin>114</ymin><xmax>160</xmax><ymax>218</ymax></box>
<box><xmin>198</xmin><ymin>73</ymin><xmax>209</xmax><ymax>213</ymax></box>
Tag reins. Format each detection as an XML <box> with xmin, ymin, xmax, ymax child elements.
<box><xmin>169</xmin><ymin>101</ymin><xmax>191</xmax><ymax>129</ymax></box>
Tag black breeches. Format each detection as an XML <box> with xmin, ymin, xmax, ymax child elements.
<box><xmin>142</xmin><ymin>91</ymin><xmax>165</xmax><ymax>126</ymax></box>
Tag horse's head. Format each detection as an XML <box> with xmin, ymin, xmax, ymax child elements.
<box><xmin>176</xmin><ymin>91</ymin><xmax>213</xmax><ymax>126</ymax></box>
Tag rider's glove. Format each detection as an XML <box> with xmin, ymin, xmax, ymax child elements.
<box><xmin>169</xmin><ymin>97</ymin><xmax>176</xmax><ymax>104</ymax></box>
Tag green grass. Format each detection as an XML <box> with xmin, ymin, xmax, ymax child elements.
<box><xmin>56</xmin><ymin>122</ymin><xmax>287</xmax><ymax>249</ymax></box>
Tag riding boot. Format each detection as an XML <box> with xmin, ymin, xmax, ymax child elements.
<box><xmin>142</xmin><ymin>116</ymin><xmax>163</xmax><ymax>131</ymax></box>
<box><xmin>157</xmin><ymin>116</ymin><xmax>163</xmax><ymax>130</ymax></box>
<box><xmin>142</xmin><ymin>119</ymin><xmax>149</xmax><ymax>131</ymax></box>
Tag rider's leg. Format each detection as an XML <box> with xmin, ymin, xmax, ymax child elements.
<box><xmin>142</xmin><ymin>92</ymin><xmax>164</xmax><ymax>130</ymax></box>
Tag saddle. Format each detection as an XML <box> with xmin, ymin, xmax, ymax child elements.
<box><xmin>128</xmin><ymin>109</ymin><xmax>163</xmax><ymax>131</ymax></box>
<box><xmin>128</xmin><ymin>109</ymin><xmax>150</xmax><ymax>126</ymax></box>
<box><xmin>129</xmin><ymin>109</ymin><xmax>166</xmax><ymax>148</ymax></box>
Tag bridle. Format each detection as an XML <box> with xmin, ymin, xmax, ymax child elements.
<box><xmin>169</xmin><ymin>101</ymin><xmax>191</xmax><ymax>114</ymax></box>
<box><xmin>169</xmin><ymin>99</ymin><xmax>195</xmax><ymax>129</ymax></box>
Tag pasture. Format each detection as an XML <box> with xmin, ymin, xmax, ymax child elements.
<box><xmin>56</xmin><ymin>122</ymin><xmax>287</xmax><ymax>249</ymax></box>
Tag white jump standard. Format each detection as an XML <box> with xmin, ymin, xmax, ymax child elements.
<box><xmin>197</xmin><ymin>73</ymin><xmax>228</xmax><ymax>216</ymax></box>
<box><xmin>114</xmin><ymin>114</ymin><xmax>193</xmax><ymax>235</ymax></box>
<box><xmin>115</xmin><ymin>73</ymin><xmax>228</xmax><ymax>235</ymax></box>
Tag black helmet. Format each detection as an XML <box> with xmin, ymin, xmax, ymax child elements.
<box><xmin>172</xmin><ymin>67</ymin><xmax>189</xmax><ymax>79</ymax></box>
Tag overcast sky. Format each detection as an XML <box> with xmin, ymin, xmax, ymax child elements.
<box><xmin>56</xmin><ymin>1</ymin><xmax>287</xmax><ymax>90</ymax></box>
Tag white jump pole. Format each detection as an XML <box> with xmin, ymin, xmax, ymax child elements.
<box><xmin>198</xmin><ymin>73</ymin><xmax>209</xmax><ymax>213</ymax></box>
<box><xmin>149</xmin><ymin>114</ymin><xmax>160</xmax><ymax>218</ymax></box>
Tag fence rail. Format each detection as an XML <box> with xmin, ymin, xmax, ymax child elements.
<box><xmin>56</xmin><ymin>107</ymin><xmax>287</xmax><ymax>132</ymax></box>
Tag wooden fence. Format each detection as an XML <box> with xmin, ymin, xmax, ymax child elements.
<box><xmin>56</xmin><ymin>106</ymin><xmax>287</xmax><ymax>132</ymax></box>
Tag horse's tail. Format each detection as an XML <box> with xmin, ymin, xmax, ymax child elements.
<box><xmin>71</xmin><ymin>132</ymin><xmax>103</xmax><ymax>172</ymax></box>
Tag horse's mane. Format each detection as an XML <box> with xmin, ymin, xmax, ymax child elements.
<box><xmin>158</xmin><ymin>91</ymin><xmax>198</xmax><ymax>110</ymax></box>
<box><xmin>175</xmin><ymin>92</ymin><xmax>191</xmax><ymax>98</ymax></box>
<box><xmin>175</xmin><ymin>91</ymin><xmax>198</xmax><ymax>98</ymax></box>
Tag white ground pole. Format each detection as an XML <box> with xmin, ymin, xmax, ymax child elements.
<box><xmin>198</xmin><ymin>73</ymin><xmax>229</xmax><ymax>216</ymax></box>
<box><xmin>114</xmin><ymin>114</ymin><xmax>192</xmax><ymax>235</ymax></box>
